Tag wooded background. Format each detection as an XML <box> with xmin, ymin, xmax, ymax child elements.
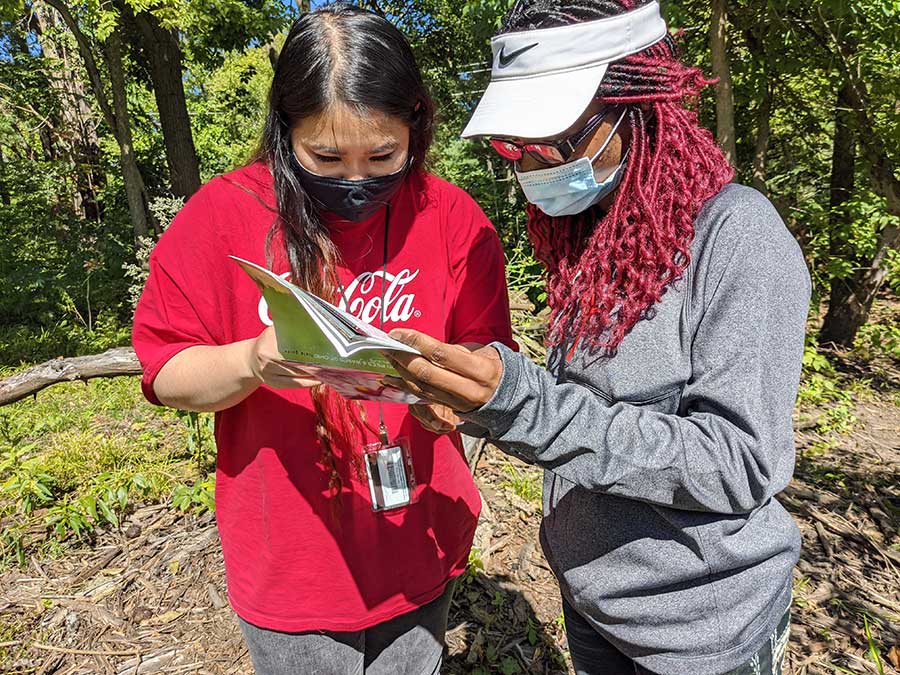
<box><xmin>0</xmin><ymin>0</ymin><xmax>898</xmax><ymax>365</ymax></box>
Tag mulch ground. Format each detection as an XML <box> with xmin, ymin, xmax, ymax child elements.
<box><xmin>1</xmin><ymin>358</ymin><xmax>898</xmax><ymax>675</ymax></box>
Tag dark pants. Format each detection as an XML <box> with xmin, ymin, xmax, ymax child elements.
<box><xmin>239</xmin><ymin>580</ymin><xmax>457</xmax><ymax>675</ymax></box>
<box><xmin>563</xmin><ymin>596</ymin><xmax>790</xmax><ymax>675</ymax></box>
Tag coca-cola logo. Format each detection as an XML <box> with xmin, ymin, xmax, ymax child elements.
<box><xmin>257</xmin><ymin>268</ymin><xmax>420</xmax><ymax>326</ymax></box>
<box><xmin>339</xmin><ymin>269</ymin><xmax>421</xmax><ymax>323</ymax></box>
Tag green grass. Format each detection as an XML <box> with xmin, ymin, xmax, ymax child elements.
<box><xmin>798</xmin><ymin>342</ymin><xmax>861</xmax><ymax>437</ymax></box>
<box><xmin>0</xmin><ymin>612</ymin><xmax>28</xmax><ymax>664</ymax></box>
<box><xmin>0</xmin><ymin>375</ymin><xmax>213</xmax><ymax>567</ymax></box>
<box><xmin>0</xmin><ymin>313</ymin><xmax>131</xmax><ymax>370</ymax></box>
<box><xmin>864</xmin><ymin>614</ymin><xmax>886</xmax><ymax>675</ymax></box>
<box><xmin>501</xmin><ymin>464</ymin><xmax>542</xmax><ymax>505</ymax></box>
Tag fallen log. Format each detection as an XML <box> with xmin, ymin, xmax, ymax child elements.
<box><xmin>0</xmin><ymin>347</ymin><xmax>142</xmax><ymax>406</ymax></box>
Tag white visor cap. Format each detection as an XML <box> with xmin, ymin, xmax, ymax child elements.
<box><xmin>461</xmin><ymin>1</ymin><xmax>668</xmax><ymax>140</ymax></box>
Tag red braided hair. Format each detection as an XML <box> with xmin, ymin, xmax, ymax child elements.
<box><xmin>505</xmin><ymin>0</ymin><xmax>734</xmax><ymax>354</ymax></box>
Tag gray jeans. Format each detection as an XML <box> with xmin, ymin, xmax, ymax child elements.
<box><xmin>563</xmin><ymin>596</ymin><xmax>791</xmax><ymax>675</ymax></box>
<box><xmin>238</xmin><ymin>580</ymin><xmax>456</xmax><ymax>675</ymax></box>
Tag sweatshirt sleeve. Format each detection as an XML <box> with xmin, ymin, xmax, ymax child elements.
<box><xmin>461</xmin><ymin>202</ymin><xmax>811</xmax><ymax>515</ymax></box>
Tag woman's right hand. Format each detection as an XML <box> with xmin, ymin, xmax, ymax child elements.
<box><xmin>248</xmin><ymin>326</ymin><xmax>320</xmax><ymax>389</ymax></box>
<box><xmin>409</xmin><ymin>403</ymin><xmax>460</xmax><ymax>434</ymax></box>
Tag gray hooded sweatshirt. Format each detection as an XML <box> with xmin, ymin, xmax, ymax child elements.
<box><xmin>461</xmin><ymin>184</ymin><xmax>810</xmax><ymax>674</ymax></box>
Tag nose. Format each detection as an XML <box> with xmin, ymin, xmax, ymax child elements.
<box><xmin>518</xmin><ymin>155</ymin><xmax>542</xmax><ymax>173</ymax></box>
<box><xmin>342</xmin><ymin>160</ymin><xmax>370</xmax><ymax>181</ymax></box>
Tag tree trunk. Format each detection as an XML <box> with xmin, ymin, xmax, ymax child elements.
<box><xmin>0</xmin><ymin>147</ymin><xmax>10</xmax><ymax>205</ymax></box>
<box><xmin>129</xmin><ymin>7</ymin><xmax>201</xmax><ymax>198</ymax></box>
<box><xmin>827</xmin><ymin>84</ymin><xmax>856</xmax><ymax>223</ymax></box>
<box><xmin>32</xmin><ymin>3</ymin><xmax>104</xmax><ymax>220</ymax></box>
<box><xmin>42</xmin><ymin>0</ymin><xmax>115</xmax><ymax>130</ymax></box>
<box><xmin>819</xmin><ymin>84</ymin><xmax>859</xmax><ymax>346</ymax></box>
<box><xmin>807</xmin><ymin>14</ymin><xmax>900</xmax><ymax>347</ymax></box>
<box><xmin>820</xmin><ymin>227</ymin><xmax>899</xmax><ymax>347</ymax></box>
<box><xmin>102</xmin><ymin>29</ymin><xmax>154</xmax><ymax>239</ymax></box>
<box><xmin>38</xmin><ymin>125</ymin><xmax>56</xmax><ymax>161</ymax></box>
<box><xmin>751</xmin><ymin>79</ymin><xmax>772</xmax><ymax>196</ymax></box>
<box><xmin>42</xmin><ymin>0</ymin><xmax>152</xmax><ymax>238</ymax></box>
<box><xmin>710</xmin><ymin>0</ymin><xmax>737</xmax><ymax>167</ymax></box>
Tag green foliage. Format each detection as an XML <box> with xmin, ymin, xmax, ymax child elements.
<box><xmin>465</xmin><ymin>546</ymin><xmax>485</xmax><ymax>581</ymax></box>
<box><xmin>173</xmin><ymin>409</ymin><xmax>216</xmax><ymax>475</ymax></box>
<box><xmin>798</xmin><ymin>340</ymin><xmax>858</xmax><ymax>436</ymax></box>
<box><xmin>430</xmin><ymin>127</ymin><xmax>529</xmax><ymax>258</ymax></box>
<box><xmin>499</xmin><ymin>656</ymin><xmax>521</xmax><ymax>674</ymax></box>
<box><xmin>172</xmin><ymin>474</ymin><xmax>216</xmax><ymax>514</ymax></box>
<box><xmin>864</xmin><ymin>614</ymin><xmax>886</xmax><ymax>675</ymax></box>
<box><xmin>0</xmin><ymin>0</ymin><xmax>897</xmax><ymax>365</ymax></box>
<box><xmin>0</xmin><ymin>155</ymin><xmax>133</xmax><ymax>338</ymax></box>
<box><xmin>855</xmin><ymin>322</ymin><xmax>900</xmax><ymax>363</ymax></box>
<box><xmin>505</xmin><ymin>244</ymin><xmax>546</xmax><ymax>309</ymax></box>
<box><xmin>0</xmin><ymin>314</ymin><xmax>131</xmax><ymax>368</ymax></box>
<box><xmin>0</xmin><ymin>377</ymin><xmax>208</xmax><ymax>566</ymax></box>
<box><xmin>668</xmin><ymin>0</ymin><xmax>900</xmax><ymax>304</ymax></box>
<box><xmin>0</xmin><ymin>520</ymin><xmax>27</xmax><ymax>568</ymax></box>
<box><xmin>853</xmin><ymin>304</ymin><xmax>900</xmax><ymax>362</ymax></box>
<box><xmin>501</xmin><ymin>464</ymin><xmax>541</xmax><ymax>505</ymax></box>
<box><xmin>122</xmin><ymin>195</ymin><xmax>183</xmax><ymax>308</ymax></box>
<box><xmin>123</xmin><ymin>235</ymin><xmax>159</xmax><ymax>310</ymax></box>
<box><xmin>188</xmin><ymin>46</ymin><xmax>274</xmax><ymax>177</ymax></box>
<box><xmin>0</xmin><ymin>443</ymin><xmax>56</xmax><ymax>514</ymax></box>
<box><xmin>0</xmin><ymin>0</ymin><xmax>285</xmax><ymax>366</ymax></box>
<box><xmin>172</xmin><ymin>0</ymin><xmax>290</xmax><ymax>66</ymax></box>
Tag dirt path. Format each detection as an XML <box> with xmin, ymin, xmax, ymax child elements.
<box><xmin>785</xmin><ymin>393</ymin><xmax>900</xmax><ymax>673</ymax></box>
<box><xmin>1</xmin><ymin>374</ymin><xmax>898</xmax><ymax>674</ymax></box>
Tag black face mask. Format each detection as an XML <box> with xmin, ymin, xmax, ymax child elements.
<box><xmin>291</xmin><ymin>154</ymin><xmax>410</xmax><ymax>223</ymax></box>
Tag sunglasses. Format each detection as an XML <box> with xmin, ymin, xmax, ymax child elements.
<box><xmin>488</xmin><ymin>105</ymin><xmax>621</xmax><ymax>166</ymax></box>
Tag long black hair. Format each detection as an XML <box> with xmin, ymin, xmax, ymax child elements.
<box><xmin>254</xmin><ymin>4</ymin><xmax>435</xmax><ymax>504</ymax></box>
<box><xmin>259</xmin><ymin>2</ymin><xmax>434</xmax><ymax>298</ymax></box>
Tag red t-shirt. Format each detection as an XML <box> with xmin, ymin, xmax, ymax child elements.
<box><xmin>132</xmin><ymin>162</ymin><xmax>515</xmax><ymax>632</ymax></box>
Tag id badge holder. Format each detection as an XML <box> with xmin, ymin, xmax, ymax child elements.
<box><xmin>364</xmin><ymin>437</ymin><xmax>418</xmax><ymax>512</ymax></box>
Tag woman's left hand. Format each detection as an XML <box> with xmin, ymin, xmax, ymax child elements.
<box><xmin>384</xmin><ymin>329</ymin><xmax>503</xmax><ymax>413</ymax></box>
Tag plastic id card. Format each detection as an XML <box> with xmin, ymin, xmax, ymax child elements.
<box><xmin>363</xmin><ymin>438</ymin><xmax>418</xmax><ymax>511</ymax></box>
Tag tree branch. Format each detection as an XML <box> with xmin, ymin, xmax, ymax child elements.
<box><xmin>0</xmin><ymin>348</ymin><xmax>142</xmax><ymax>407</ymax></box>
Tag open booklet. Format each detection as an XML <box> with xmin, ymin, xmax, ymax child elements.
<box><xmin>231</xmin><ymin>256</ymin><xmax>421</xmax><ymax>403</ymax></box>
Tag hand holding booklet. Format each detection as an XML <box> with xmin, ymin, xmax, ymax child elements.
<box><xmin>231</xmin><ymin>256</ymin><xmax>421</xmax><ymax>403</ymax></box>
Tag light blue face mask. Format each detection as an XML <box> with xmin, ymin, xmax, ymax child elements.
<box><xmin>515</xmin><ymin>110</ymin><xmax>628</xmax><ymax>217</ymax></box>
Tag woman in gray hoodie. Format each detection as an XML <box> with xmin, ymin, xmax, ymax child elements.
<box><xmin>384</xmin><ymin>0</ymin><xmax>810</xmax><ymax>673</ymax></box>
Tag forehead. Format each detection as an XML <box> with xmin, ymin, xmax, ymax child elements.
<box><xmin>294</xmin><ymin>103</ymin><xmax>408</xmax><ymax>149</ymax></box>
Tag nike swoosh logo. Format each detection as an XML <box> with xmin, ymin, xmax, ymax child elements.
<box><xmin>497</xmin><ymin>42</ymin><xmax>539</xmax><ymax>68</ymax></box>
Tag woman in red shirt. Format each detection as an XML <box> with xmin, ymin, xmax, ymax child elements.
<box><xmin>132</xmin><ymin>5</ymin><xmax>514</xmax><ymax>673</ymax></box>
